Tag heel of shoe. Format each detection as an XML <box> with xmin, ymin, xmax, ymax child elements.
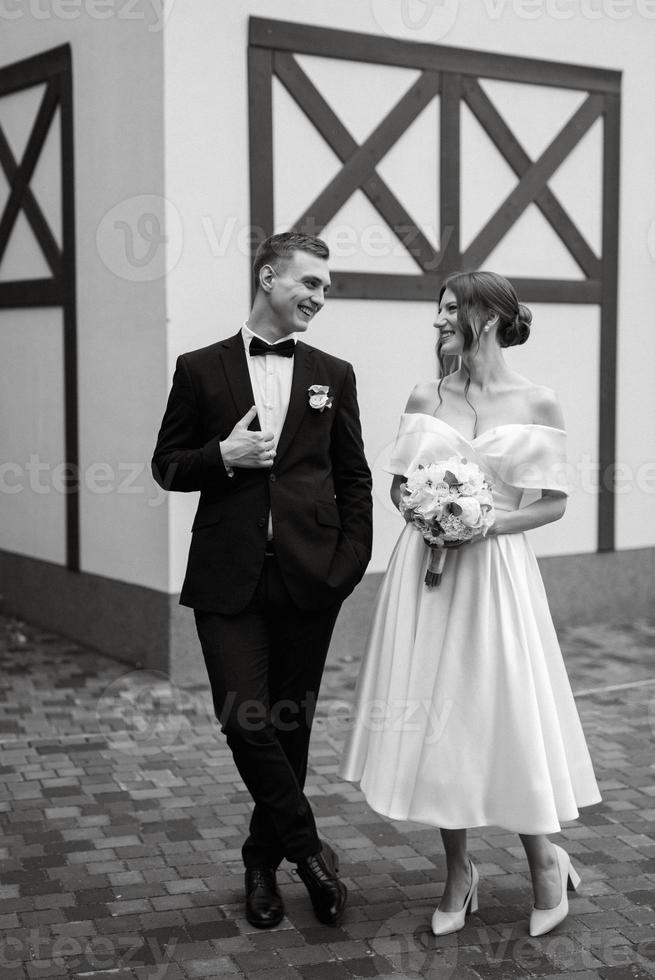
<box><xmin>555</xmin><ymin>843</ymin><xmax>580</xmax><ymax>892</ymax></box>
<box><xmin>529</xmin><ymin>846</ymin><xmax>578</xmax><ymax>937</ymax></box>
<box><xmin>567</xmin><ymin>864</ymin><xmax>581</xmax><ymax>892</ymax></box>
<box><xmin>431</xmin><ymin>860</ymin><xmax>479</xmax><ymax>937</ymax></box>
<box><xmin>468</xmin><ymin>885</ymin><xmax>479</xmax><ymax>915</ymax></box>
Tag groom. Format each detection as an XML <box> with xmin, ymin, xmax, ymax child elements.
<box><xmin>152</xmin><ymin>232</ymin><xmax>372</xmax><ymax>928</ymax></box>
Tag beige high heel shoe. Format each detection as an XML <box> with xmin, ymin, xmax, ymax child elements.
<box><xmin>529</xmin><ymin>844</ymin><xmax>581</xmax><ymax>937</ymax></box>
<box><xmin>431</xmin><ymin>860</ymin><xmax>479</xmax><ymax>936</ymax></box>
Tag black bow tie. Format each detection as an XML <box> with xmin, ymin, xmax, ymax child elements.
<box><xmin>249</xmin><ymin>336</ymin><xmax>296</xmax><ymax>358</ymax></box>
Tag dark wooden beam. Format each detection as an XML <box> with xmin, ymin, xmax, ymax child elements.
<box><xmin>0</xmin><ymin>45</ymin><xmax>78</xmax><ymax>572</ymax></box>
<box><xmin>329</xmin><ymin>273</ymin><xmax>602</xmax><ymax>303</ymax></box>
<box><xmin>0</xmin><ymin>44</ymin><xmax>70</xmax><ymax>96</ymax></box>
<box><xmin>250</xmin><ymin>17</ymin><xmax>621</xmax><ymax>93</ymax></box>
<box><xmin>0</xmin><ymin>80</ymin><xmax>60</xmax><ymax>266</ymax></box>
<box><xmin>248</xmin><ymin>44</ymin><xmax>274</xmax><ymax>301</ymax></box>
<box><xmin>463</xmin><ymin>93</ymin><xmax>605</xmax><ymax>269</ymax></box>
<box><xmin>295</xmin><ymin>70</ymin><xmax>440</xmax><ymax>234</ymax></box>
<box><xmin>330</xmin><ymin>272</ymin><xmax>441</xmax><ymax>301</ymax></box>
<box><xmin>0</xmin><ymin>278</ymin><xmax>63</xmax><ymax>306</ymax></box>
<box><xmin>59</xmin><ymin>47</ymin><xmax>79</xmax><ymax>572</ymax></box>
<box><xmin>274</xmin><ymin>53</ymin><xmax>439</xmax><ymax>272</ymax></box>
<box><xmin>462</xmin><ymin>78</ymin><xmax>601</xmax><ymax>280</ymax></box>
<box><xmin>598</xmin><ymin>93</ymin><xmax>620</xmax><ymax>554</ymax></box>
<box><xmin>508</xmin><ymin>277</ymin><xmax>602</xmax><ymax>304</ymax></box>
<box><xmin>439</xmin><ymin>72</ymin><xmax>461</xmax><ymax>276</ymax></box>
<box><xmin>0</xmin><ymin>124</ymin><xmax>63</xmax><ymax>280</ymax></box>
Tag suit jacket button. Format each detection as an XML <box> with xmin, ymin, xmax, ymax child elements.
<box><xmin>257</xmin><ymin>518</ymin><xmax>266</xmax><ymax>528</ymax></box>
<box><xmin>270</xmin><ymin>474</ymin><xmax>277</xmax><ymax>482</ymax></box>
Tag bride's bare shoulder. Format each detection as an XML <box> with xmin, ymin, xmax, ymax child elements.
<box><xmin>404</xmin><ymin>380</ymin><xmax>440</xmax><ymax>414</ymax></box>
<box><xmin>523</xmin><ymin>381</ymin><xmax>565</xmax><ymax>429</ymax></box>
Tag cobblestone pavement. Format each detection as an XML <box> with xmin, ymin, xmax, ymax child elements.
<box><xmin>0</xmin><ymin>612</ymin><xmax>653</xmax><ymax>980</ymax></box>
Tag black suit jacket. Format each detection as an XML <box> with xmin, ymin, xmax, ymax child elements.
<box><xmin>152</xmin><ymin>332</ymin><xmax>373</xmax><ymax>613</ymax></box>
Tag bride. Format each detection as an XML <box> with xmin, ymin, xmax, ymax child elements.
<box><xmin>339</xmin><ymin>270</ymin><xmax>600</xmax><ymax>937</ymax></box>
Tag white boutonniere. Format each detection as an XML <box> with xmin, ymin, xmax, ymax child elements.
<box><xmin>308</xmin><ymin>384</ymin><xmax>333</xmax><ymax>412</ymax></box>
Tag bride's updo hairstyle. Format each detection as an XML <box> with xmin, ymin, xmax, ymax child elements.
<box><xmin>439</xmin><ymin>270</ymin><xmax>532</xmax><ymax>351</ymax></box>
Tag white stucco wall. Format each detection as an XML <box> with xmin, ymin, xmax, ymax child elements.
<box><xmin>2</xmin><ymin>1</ymin><xmax>653</xmax><ymax>598</ymax></box>
<box><xmin>163</xmin><ymin>0</ymin><xmax>655</xmax><ymax>589</ymax></box>
<box><xmin>0</xmin><ymin>10</ymin><xmax>169</xmax><ymax>589</ymax></box>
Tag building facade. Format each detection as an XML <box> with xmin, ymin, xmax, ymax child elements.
<box><xmin>1</xmin><ymin>0</ymin><xmax>654</xmax><ymax>676</ymax></box>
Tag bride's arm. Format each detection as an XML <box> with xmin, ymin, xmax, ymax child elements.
<box><xmin>389</xmin><ymin>382</ymin><xmax>437</xmax><ymax>510</ymax></box>
<box><xmin>488</xmin><ymin>491</ymin><xmax>567</xmax><ymax>536</ymax></box>
<box><xmin>489</xmin><ymin>385</ymin><xmax>567</xmax><ymax>536</ymax></box>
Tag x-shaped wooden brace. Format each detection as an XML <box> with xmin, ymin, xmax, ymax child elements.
<box><xmin>0</xmin><ymin>78</ymin><xmax>62</xmax><ymax>280</ymax></box>
<box><xmin>461</xmin><ymin>78</ymin><xmax>604</xmax><ymax>277</ymax></box>
<box><xmin>274</xmin><ymin>52</ymin><xmax>442</xmax><ymax>274</ymax></box>
<box><xmin>274</xmin><ymin>54</ymin><xmax>603</xmax><ymax>282</ymax></box>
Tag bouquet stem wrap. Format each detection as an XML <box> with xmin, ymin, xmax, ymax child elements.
<box><xmin>425</xmin><ymin>547</ymin><xmax>447</xmax><ymax>587</ymax></box>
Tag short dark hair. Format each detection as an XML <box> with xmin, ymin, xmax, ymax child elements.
<box><xmin>253</xmin><ymin>231</ymin><xmax>329</xmax><ymax>281</ymax></box>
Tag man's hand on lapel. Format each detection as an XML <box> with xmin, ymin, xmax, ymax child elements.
<box><xmin>220</xmin><ymin>406</ymin><xmax>276</xmax><ymax>469</ymax></box>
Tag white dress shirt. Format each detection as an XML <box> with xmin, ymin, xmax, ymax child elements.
<box><xmin>241</xmin><ymin>323</ymin><xmax>296</xmax><ymax>540</ymax></box>
<box><xmin>241</xmin><ymin>323</ymin><xmax>295</xmax><ymax>446</ymax></box>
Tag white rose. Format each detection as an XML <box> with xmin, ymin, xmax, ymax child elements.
<box><xmin>404</xmin><ymin>486</ymin><xmax>433</xmax><ymax>510</ymax></box>
<box><xmin>417</xmin><ymin>498</ymin><xmax>446</xmax><ymax>522</ymax></box>
<box><xmin>308</xmin><ymin>384</ymin><xmax>333</xmax><ymax>411</ymax></box>
<box><xmin>454</xmin><ymin>496</ymin><xmax>482</xmax><ymax>528</ymax></box>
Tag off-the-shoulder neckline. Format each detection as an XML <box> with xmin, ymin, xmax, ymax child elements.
<box><xmin>401</xmin><ymin>412</ymin><xmax>566</xmax><ymax>444</ymax></box>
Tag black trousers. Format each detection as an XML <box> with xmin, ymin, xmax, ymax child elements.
<box><xmin>194</xmin><ymin>555</ymin><xmax>341</xmax><ymax>869</ymax></box>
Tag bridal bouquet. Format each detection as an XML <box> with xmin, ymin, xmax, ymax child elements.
<box><xmin>399</xmin><ymin>456</ymin><xmax>495</xmax><ymax>586</ymax></box>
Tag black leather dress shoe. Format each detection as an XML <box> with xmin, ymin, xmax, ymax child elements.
<box><xmin>245</xmin><ymin>867</ymin><xmax>284</xmax><ymax>929</ymax></box>
<box><xmin>295</xmin><ymin>842</ymin><xmax>347</xmax><ymax>925</ymax></box>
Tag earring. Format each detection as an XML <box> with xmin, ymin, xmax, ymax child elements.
<box><xmin>483</xmin><ymin>324</ymin><xmax>490</xmax><ymax>333</ymax></box>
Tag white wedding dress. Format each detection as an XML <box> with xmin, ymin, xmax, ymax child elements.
<box><xmin>339</xmin><ymin>413</ymin><xmax>601</xmax><ymax>834</ymax></box>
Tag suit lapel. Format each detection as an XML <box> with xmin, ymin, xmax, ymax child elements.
<box><xmin>218</xmin><ymin>333</ymin><xmax>260</xmax><ymax>430</ymax></box>
<box><xmin>275</xmin><ymin>343</ymin><xmax>315</xmax><ymax>463</ymax></box>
